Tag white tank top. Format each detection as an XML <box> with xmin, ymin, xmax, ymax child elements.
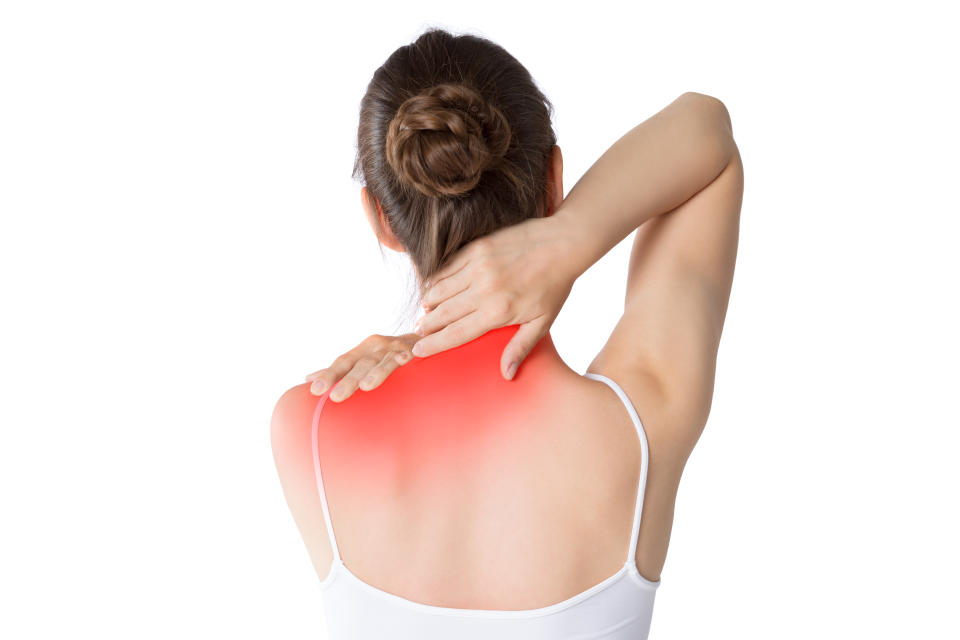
<box><xmin>311</xmin><ymin>371</ymin><xmax>660</xmax><ymax>639</ymax></box>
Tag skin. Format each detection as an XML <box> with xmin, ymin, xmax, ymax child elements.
<box><xmin>275</xmin><ymin>92</ymin><xmax>743</xmax><ymax>609</ymax></box>
<box><xmin>303</xmin><ymin>142</ymin><xmax>566</xmax><ymax>399</ymax></box>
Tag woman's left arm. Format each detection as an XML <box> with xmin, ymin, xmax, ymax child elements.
<box><xmin>304</xmin><ymin>332</ymin><xmax>419</xmax><ymax>401</ymax></box>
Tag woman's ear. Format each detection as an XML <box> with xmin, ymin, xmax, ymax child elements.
<box><xmin>545</xmin><ymin>145</ymin><xmax>564</xmax><ymax>216</ymax></box>
<box><xmin>361</xmin><ymin>187</ymin><xmax>405</xmax><ymax>252</ymax></box>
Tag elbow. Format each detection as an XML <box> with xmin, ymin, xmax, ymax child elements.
<box><xmin>679</xmin><ymin>92</ymin><xmax>736</xmax><ymax>169</ymax></box>
<box><xmin>680</xmin><ymin>91</ymin><xmax>729</xmax><ymax>113</ymax></box>
<box><xmin>680</xmin><ymin>91</ymin><xmax>733</xmax><ymax>134</ymax></box>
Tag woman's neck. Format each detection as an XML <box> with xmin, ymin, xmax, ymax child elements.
<box><xmin>407</xmin><ymin>324</ymin><xmax>570</xmax><ymax>381</ymax></box>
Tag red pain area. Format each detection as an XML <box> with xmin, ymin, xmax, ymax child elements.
<box><xmin>285</xmin><ymin>326</ymin><xmax>565</xmax><ymax>498</ymax></box>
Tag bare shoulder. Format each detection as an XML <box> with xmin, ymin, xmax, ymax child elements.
<box><xmin>269</xmin><ymin>382</ymin><xmax>335</xmax><ymax>579</ymax></box>
<box><xmin>270</xmin><ymin>382</ymin><xmax>318</xmax><ymax>458</ymax></box>
<box><xmin>582</xmin><ymin>358</ymin><xmax>690</xmax><ymax>465</ymax></box>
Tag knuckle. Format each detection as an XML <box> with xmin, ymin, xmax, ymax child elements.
<box><xmin>331</xmin><ymin>354</ymin><xmax>352</xmax><ymax>368</ymax></box>
<box><xmin>355</xmin><ymin>356</ymin><xmax>379</xmax><ymax>369</ymax></box>
<box><xmin>388</xmin><ymin>338</ymin><xmax>410</xmax><ymax>352</ymax></box>
<box><xmin>489</xmin><ymin>295</ymin><xmax>512</xmax><ymax>318</ymax></box>
<box><xmin>446</xmin><ymin>323</ymin><xmax>465</xmax><ymax>343</ymax></box>
<box><xmin>364</xmin><ymin>333</ymin><xmax>388</xmax><ymax>349</ymax></box>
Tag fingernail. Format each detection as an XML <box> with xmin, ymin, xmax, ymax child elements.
<box><xmin>506</xmin><ymin>361</ymin><xmax>518</xmax><ymax>380</ymax></box>
<box><xmin>329</xmin><ymin>385</ymin><xmax>342</xmax><ymax>401</ymax></box>
<box><xmin>414</xmin><ymin>320</ymin><xmax>423</xmax><ymax>336</ymax></box>
<box><xmin>412</xmin><ymin>342</ymin><xmax>424</xmax><ymax>357</ymax></box>
<box><xmin>359</xmin><ymin>376</ymin><xmax>373</xmax><ymax>390</ymax></box>
<box><xmin>311</xmin><ymin>381</ymin><xmax>327</xmax><ymax>394</ymax></box>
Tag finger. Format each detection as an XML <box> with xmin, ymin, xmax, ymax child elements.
<box><xmin>417</xmin><ymin>287</ymin><xmax>476</xmax><ymax>337</ymax></box>
<box><xmin>358</xmin><ymin>350</ymin><xmax>406</xmax><ymax>391</ymax></box>
<box><xmin>328</xmin><ymin>355</ymin><xmax>380</xmax><ymax>402</ymax></box>
<box><xmin>421</xmin><ymin>264</ymin><xmax>472</xmax><ymax>310</ymax></box>
<box><xmin>309</xmin><ymin>376</ymin><xmax>332</xmax><ymax>396</ymax></box>
<box><xmin>411</xmin><ymin>311</ymin><xmax>493</xmax><ymax>359</ymax></box>
<box><xmin>307</xmin><ymin>352</ymin><xmax>361</xmax><ymax>395</ymax></box>
<box><xmin>500</xmin><ymin>318</ymin><xmax>549</xmax><ymax>380</ymax></box>
<box><xmin>390</xmin><ymin>334</ymin><xmax>418</xmax><ymax>363</ymax></box>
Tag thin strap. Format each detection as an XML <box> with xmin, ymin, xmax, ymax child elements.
<box><xmin>584</xmin><ymin>372</ymin><xmax>651</xmax><ymax>565</ymax></box>
<box><xmin>311</xmin><ymin>393</ymin><xmax>341</xmax><ymax>563</ymax></box>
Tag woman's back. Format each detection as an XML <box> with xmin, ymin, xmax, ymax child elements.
<box><xmin>273</xmin><ymin>69</ymin><xmax>742</xmax><ymax>636</ymax></box>
<box><xmin>272</xmin><ymin>325</ymin><xmax>678</xmax><ymax>636</ymax></box>
<box><xmin>319</xmin><ymin>324</ymin><xmax>665</xmax><ymax>599</ymax></box>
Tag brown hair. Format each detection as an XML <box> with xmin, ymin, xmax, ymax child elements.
<box><xmin>353</xmin><ymin>28</ymin><xmax>557</xmax><ymax>293</ymax></box>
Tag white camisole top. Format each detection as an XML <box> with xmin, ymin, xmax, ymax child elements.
<box><xmin>311</xmin><ymin>371</ymin><xmax>660</xmax><ymax>639</ymax></box>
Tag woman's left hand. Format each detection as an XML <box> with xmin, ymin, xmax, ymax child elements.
<box><xmin>305</xmin><ymin>332</ymin><xmax>420</xmax><ymax>401</ymax></box>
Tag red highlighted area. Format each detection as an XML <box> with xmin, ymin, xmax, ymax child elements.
<box><xmin>308</xmin><ymin>325</ymin><xmax>559</xmax><ymax>494</ymax></box>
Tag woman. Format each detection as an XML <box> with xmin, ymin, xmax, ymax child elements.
<box><xmin>272</xmin><ymin>27</ymin><xmax>742</xmax><ymax>639</ymax></box>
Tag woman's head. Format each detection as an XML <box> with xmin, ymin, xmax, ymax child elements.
<box><xmin>353</xmin><ymin>27</ymin><xmax>561</xmax><ymax>290</ymax></box>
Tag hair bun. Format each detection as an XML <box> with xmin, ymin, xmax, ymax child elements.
<box><xmin>385</xmin><ymin>83</ymin><xmax>512</xmax><ymax>198</ymax></box>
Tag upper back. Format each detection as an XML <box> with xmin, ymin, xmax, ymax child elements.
<box><xmin>271</xmin><ymin>326</ymin><xmax>684</xmax><ymax>620</ymax></box>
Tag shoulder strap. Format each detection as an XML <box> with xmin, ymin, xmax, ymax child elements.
<box><xmin>584</xmin><ymin>372</ymin><xmax>651</xmax><ymax>565</ymax></box>
<box><xmin>311</xmin><ymin>393</ymin><xmax>342</xmax><ymax>564</ymax></box>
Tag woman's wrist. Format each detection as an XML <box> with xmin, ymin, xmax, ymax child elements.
<box><xmin>545</xmin><ymin>203</ymin><xmax>612</xmax><ymax>284</ymax></box>
<box><xmin>541</xmin><ymin>94</ymin><xmax>735</xmax><ymax>290</ymax></box>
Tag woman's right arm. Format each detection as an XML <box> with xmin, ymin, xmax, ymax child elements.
<box><xmin>552</xmin><ymin>92</ymin><xmax>741</xmax><ymax>444</ymax></box>
<box><xmin>549</xmin><ymin>92</ymin><xmax>737</xmax><ymax>284</ymax></box>
<box><xmin>416</xmin><ymin>93</ymin><xmax>741</xmax><ymax>416</ymax></box>
<box><xmin>569</xmin><ymin>92</ymin><xmax>742</xmax><ymax>455</ymax></box>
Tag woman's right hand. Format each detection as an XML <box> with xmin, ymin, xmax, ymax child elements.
<box><xmin>412</xmin><ymin>212</ymin><xmax>585</xmax><ymax>380</ymax></box>
<box><xmin>305</xmin><ymin>332</ymin><xmax>420</xmax><ymax>400</ymax></box>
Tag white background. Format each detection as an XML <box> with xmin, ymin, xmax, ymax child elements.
<box><xmin>2</xmin><ymin>1</ymin><xmax>957</xmax><ymax>638</ymax></box>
